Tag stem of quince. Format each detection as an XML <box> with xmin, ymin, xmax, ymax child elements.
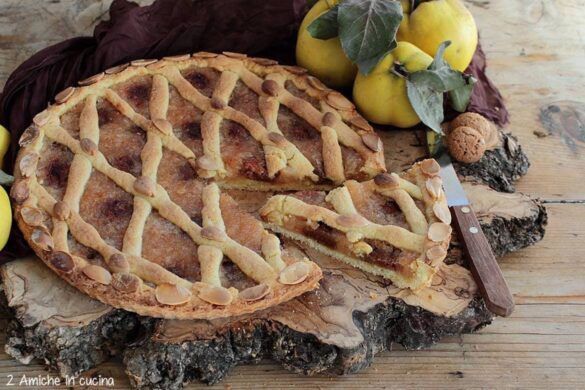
<box><xmin>390</xmin><ymin>61</ymin><xmax>409</xmax><ymax>78</ymax></box>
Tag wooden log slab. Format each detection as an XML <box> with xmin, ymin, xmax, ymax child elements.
<box><xmin>0</xmin><ymin>258</ymin><xmax>151</xmax><ymax>377</ymax></box>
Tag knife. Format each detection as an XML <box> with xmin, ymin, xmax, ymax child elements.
<box><xmin>427</xmin><ymin>131</ymin><xmax>515</xmax><ymax>317</ymax></box>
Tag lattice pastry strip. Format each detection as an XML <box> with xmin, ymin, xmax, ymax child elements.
<box><xmin>260</xmin><ymin>159</ymin><xmax>453</xmax><ymax>290</ymax></box>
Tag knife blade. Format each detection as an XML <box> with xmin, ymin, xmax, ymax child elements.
<box><xmin>427</xmin><ymin>130</ymin><xmax>515</xmax><ymax>317</ymax></box>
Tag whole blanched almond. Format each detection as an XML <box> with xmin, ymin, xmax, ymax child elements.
<box><xmin>31</xmin><ymin>229</ymin><xmax>53</xmax><ymax>251</ymax></box>
<box><xmin>199</xmin><ymin>286</ymin><xmax>233</xmax><ymax>306</ymax></box>
<box><xmin>360</xmin><ymin>133</ymin><xmax>382</xmax><ymax>152</ymax></box>
<box><xmin>426</xmin><ymin>245</ymin><xmax>447</xmax><ymax>264</ymax></box>
<box><xmin>238</xmin><ymin>284</ymin><xmax>271</xmax><ymax>302</ymax></box>
<box><xmin>427</xmin><ymin>222</ymin><xmax>452</xmax><ymax>242</ymax></box>
<box><xmin>420</xmin><ymin>159</ymin><xmax>441</xmax><ymax>177</ymax></box>
<box><xmin>10</xmin><ymin>180</ymin><xmax>30</xmax><ymax>204</ymax></box>
<box><xmin>108</xmin><ymin>253</ymin><xmax>130</xmax><ymax>273</ymax></box>
<box><xmin>374</xmin><ymin>173</ymin><xmax>399</xmax><ymax>189</ymax></box>
<box><xmin>336</xmin><ymin>214</ymin><xmax>368</xmax><ymax>228</ymax></box>
<box><xmin>279</xmin><ymin>262</ymin><xmax>310</xmax><ymax>285</ymax></box>
<box><xmin>20</xmin><ymin>207</ymin><xmax>44</xmax><ymax>227</ymax></box>
<box><xmin>425</xmin><ymin>177</ymin><xmax>443</xmax><ymax>199</ymax></box>
<box><xmin>82</xmin><ymin>264</ymin><xmax>112</xmax><ymax>285</ymax></box>
<box><xmin>49</xmin><ymin>251</ymin><xmax>75</xmax><ymax>273</ymax></box>
<box><xmin>326</xmin><ymin>92</ymin><xmax>354</xmax><ymax>110</ymax></box>
<box><xmin>112</xmin><ymin>272</ymin><xmax>141</xmax><ymax>293</ymax></box>
<box><xmin>433</xmin><ymin>202</ymin><xmax>452</xmax><ymax>224</ymax></box>
<box><xmin>78</xmin><ymin>72</ymin><xmax>104</xmax><ymax>86</ymax></box>
<box><xmin>19</xmin><ymin>153</ymin><xmax>39</xmax><ymax>178</ymax></box>
<box><xmin>55</xmin><ymin>87</ymin><xmax>75</xmax><ymax>104</ymax></box>
<box><xmin>155</xmin><ymin>283</ymin><xmax>192</xmax><ymax>305</ymax></box>
<box><xmin>19</xmin><ymin>126</ymin><xmax>40</xmax><ymax>147</ymax></box>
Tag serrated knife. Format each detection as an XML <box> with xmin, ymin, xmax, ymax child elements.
<box><xmin>427</xmin><ymin>131</ymin><xmax>515</xmax><ymax>317</ymax></box>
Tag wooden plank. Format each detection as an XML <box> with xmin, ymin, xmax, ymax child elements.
<box><xmin>468</xmin><ymin>0</ymin><xmax>585</xmax><ymax>200</ymax></box>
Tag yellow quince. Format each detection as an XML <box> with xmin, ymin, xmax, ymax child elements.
<box><xmin>397</xmin><ymin>0</ymin><xmax>478</xmax><ymax>72</ymax></box>
<box><xmin>0</xmin><ymin>185</ymin><xmax>11</xmax><ymax>251</ymax></box>
<box><xmin>296</xmin><ymin>0</ymin><xmax>357</xmax><ymax>88</ymax></box>
<box><xmin>0</xmin><ymin>125</ymin><xmax>9</xmax><ymax>169</ymax></box>
<box><xmin>353</xmin><ymin>42</ymin><xmax>433</xmax><ymax>127</ymax></box>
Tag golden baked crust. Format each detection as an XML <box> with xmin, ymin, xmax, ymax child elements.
<box><xmin>10</xmin><ymin>52</ymin><xmax>363</xmax><ymax>320</ymax></box>
<box><xmin>260</xmin><ymin>159</ymin><xmax>452</xmax><ymax>291</ymax></box>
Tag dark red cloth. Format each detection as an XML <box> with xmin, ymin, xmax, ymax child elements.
<box><xmin>466</xmin><ymin>44</ymin><xmax>509</xmax><ymax>125</ymax></box>
<box><xmin>0</xmin><ymin>0</ymin><xmax>507</xmax><ymax>263</ymax></box>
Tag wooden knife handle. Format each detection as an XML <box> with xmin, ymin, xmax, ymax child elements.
<box><xmin>451</xmin><ymin>205</ymin><xmax>515</xmax><ymax>317</ymax></box>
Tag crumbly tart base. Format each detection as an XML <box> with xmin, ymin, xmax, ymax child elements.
<box><xmin>260</xmin><ymin>159</ymin><xmax>453</xmax><ymax>291</ymax></box>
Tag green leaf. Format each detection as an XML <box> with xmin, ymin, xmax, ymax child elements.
<box><xmin>337</xmin><ymin>0</ymin><xmax>403</xmax><ymax>75</ymax></box>
<box><xmin>0</xmin><ymin>170</ymin><xmax>14</xmax><ymax>186</ymax></box>
<box><xmin>308</xmin><ymin>5</ymin><xmax>339</xmax><ymax>40</ymax></box>
<box><xmin>406</xmin><ymin>73</ymin><xmax>445</xmax><ymax>134</ymax></box>
<box><xmin>449</xmin><ymin>75</ymin><xmax>477</xmax><ymax>112</ymax></box>
<box><xmin>428</xmin><ymin>41</ymin><xmax>465</xmax><ymax>92</ymax></box>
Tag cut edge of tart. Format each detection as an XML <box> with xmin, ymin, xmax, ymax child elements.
<box><xmin>260</xmin><ymin>159</ymin><xmax>452</xmax><ymax>291</ymax></box>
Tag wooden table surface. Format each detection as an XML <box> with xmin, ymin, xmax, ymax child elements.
<box><xmin>1</xmin><ymin>0</ymin><xmax>584</xmax><ymax>388</ymax></box>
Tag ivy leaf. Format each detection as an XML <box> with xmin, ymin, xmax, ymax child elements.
<box><xmin>0</xmin><ymin>170</ymin><xmax>14</xmax><ymax>186</ymax></box>
<box><xmin>406</xmin><ymin>72</ymin><xmax>444</xmax><ymax>134</ymax></box>
<box><xmin>308</xmin><ymin>5</ymin><xmax>339</xmax><ymax>40</ymax></box>
<box><xmin>337</xmin><ymin>0</ymin><xmax>403</xmax><ymax>75</ymax></box>
<box><xmin>449</xmin><ymin>74</ymin><xmax>477</xmax><ymax>112</ymax></box>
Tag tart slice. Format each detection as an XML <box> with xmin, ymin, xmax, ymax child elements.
<box><xmin>260</xmin><ymin>159</ymin><xmax>452</xmax><ymax>290</ymax></box>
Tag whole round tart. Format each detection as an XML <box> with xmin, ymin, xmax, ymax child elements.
<box><xmin>11</xmin><ymin>52</ymin><xmax>390</xmax><ymax>319</ymax></box>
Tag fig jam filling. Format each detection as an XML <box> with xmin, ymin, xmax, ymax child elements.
<box><xmin>229</xmin><ymin>82</ymin><xmax>264</xmax><ymax>124</ymax></box>
<box><xmin>79</xmin><ymin>170</ymin><xmax>134</xmax><ymax>250</ymax></box>
<box><xmin>182</xmin><ymin>67</ymin><xmax>220</xmax><ymax>97</ymax></box>
<box><xmin>36</xmin><ymin>141</ymin><xmax>74</xmax><ymax>201</ymax></box>
<box><xmin>112</xmin><ymin>75</ymin><xmax>152</xmax><ymax>117</ymax></box>
<box><xmin>142</xmin><ymin>211</ymin><xmax>201</xmax><ymax>282</ymax></box>
<box><xmin>277</xmin><ymin>106</ymin><xmax>325</xmax><ymax>179</ymax></box>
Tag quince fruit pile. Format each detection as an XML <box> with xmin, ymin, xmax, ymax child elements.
<box><xmin>296</xmin><ymin>0</ymin><xmax>478</xmax><ymax>128</ymax></box>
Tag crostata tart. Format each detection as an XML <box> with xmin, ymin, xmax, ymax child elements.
<box><xmin>260</xmin><ymin>159</ymin><xmax>452</xmax><ymax>290</ymax></box>
<box><xmin>11</xmin><ymin>52</ymin><xmax>451</xmax><ymax>319</ymax></box>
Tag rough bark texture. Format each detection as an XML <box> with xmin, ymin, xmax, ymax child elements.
<box><xmin>3</xmin><ymin>308</ymin><xmax>145</xmax><ymax>377</ymax></box>
<box><xmin>0</xmin><ymin>258</ymin><xmax>152</xmax><ymax>377</ymax></box>
<box><xmin>455</xmin><ymin>132</ymin><xmax>530</xmax><ymax>193</ymax></box>
<box><xmin>464</xmin><ymin>182</ymin><xmax>548</xmax><ymax>257</ymax></box>
<box><xmin>124</xmin><ymin>298</ymin><xmax>491</xmax><ymax>389</ymax></box>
